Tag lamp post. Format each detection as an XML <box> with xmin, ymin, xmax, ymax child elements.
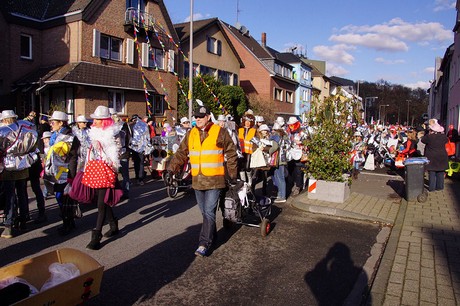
<box><xmin>188</xmin><ymin>0</ymin><xmax>194</xmax><ymax>122</ymax></box>
<box><xmin>364</xmin><ymin>96</ymin><xmax>378</xmax><ymax>124</ymax></box>
<box><xmin>379</xmin><ymin>104</ymin><xmax>389</xmax><ymax>124</ymax></box>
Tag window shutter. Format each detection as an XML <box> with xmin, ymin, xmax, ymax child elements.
<box><xmin>168</xmin><ymin>50</ymin><xmax>175</xmax><ymax>72</ymax></box>
<box><xmin>92</xmin><ymin>29</ymin><xmax>100</xmax><ymax>57</ymax></box>
<box><xmin>141</xmin><ymin>43</ymin><xmax>149</xmax><ymax>67</ymax></box>
<box><xmin>217</xmin><ymin>41</ymin><xmax>222</xmax><ymax>56</ymax></box>
<box><xmin>126</xmin><ymin>39</ymin><xmax>134</xmax><ymax>64</ymax></box>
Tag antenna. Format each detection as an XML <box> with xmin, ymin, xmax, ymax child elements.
<box><xmin>236</xmin><ymin>0</ymin><xmax>241</xmax><ymax>23</ymax></box>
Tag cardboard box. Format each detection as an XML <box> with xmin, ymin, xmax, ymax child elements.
<box><xmin>0</xmin><ymin>248</ymin><xmax>104</xmax><ymax>305</ymax></box>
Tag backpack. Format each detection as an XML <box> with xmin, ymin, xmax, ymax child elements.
<box><xmin>223</xmin><ymin>182</ymin><xmax>243</xmax><ymax>222</ymax></box>
<box><xmin>0</xmin><ymin>121</ymin><xmax>38</xmax><ymax>172</ymax></box>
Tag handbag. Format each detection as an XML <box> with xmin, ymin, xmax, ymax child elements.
<box><xmin>446</xmin><ymin>139</ymin><xmax>456</xmax><ymax>156</ymax></box>
<box><xmin>250</xmin><ymin>148</ymin><xmax>267</xmax><ymax>168</ymax></box>
<box><xmin>81</xmin><ymin>144</ymin><xmax>116</xmax><ymax>189</ymax></box>
<box><xmin>104</xmin><ymin>180</ymin><xmax>124</xmax><ymax>207</ymax></box>
<box><xmin>69</xmin><ymin>171</ymin><xmax>95</xmax><ymax>204</ymax></box>
<box><xmin>268</xmin><ymin>150</ymin><xmax>279</xmax><ymax>167</ymax></box>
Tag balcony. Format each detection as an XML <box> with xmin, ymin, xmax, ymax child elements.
<box><xmin>124</xmin><ymin>8</ymin><xmax>157</xmax><ymax>33</ymax></box>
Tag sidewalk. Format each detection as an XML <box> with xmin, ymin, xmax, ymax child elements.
<box><xmin>290</xmin><ymin>172</ymin><xmax>460</xmax><ymax>305</ymax></box>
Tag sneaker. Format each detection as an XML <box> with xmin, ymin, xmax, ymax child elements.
<box><xmin>1</xmin><ymin>226</ymin><xmax>13</xmax><ymax>239</ymax></box>
<box><xmin>194</xmin><ymin>246</ymin><xmax>207</xmax><ymax>257</ymax></box>
<box><xmin>274</xmin><ymin>198</ymin><xmax>287</xmax><ymax>203</ymax></box>
<box><xmin>291</xmin><ymin>187</ymin><xmax>301</xmax><ymax>196</ymax></box>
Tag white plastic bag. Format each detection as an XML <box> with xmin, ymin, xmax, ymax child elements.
<box><xmin>41</xmin><ymin>262</ymin><xmax>80</xmax><ymax>292</ymax></box>
<box><xmin>250</xmin><ymin>148</ymin><xmax>267</xmax><ymax>168</ymax></box>
<box><xmin>363</xmin><ymin>153</ymin><xmax>375</xmax><ymax>171</ymax></box>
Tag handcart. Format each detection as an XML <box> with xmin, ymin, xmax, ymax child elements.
<box><xmin>222</xmin><ymin>180</ymin><xmax>272</xmax><ymax>237</ymax></box>
<box><xmin>162</xmin><ymin>158</ymin><xmax>192</xmax><ymax>198</ymax></box>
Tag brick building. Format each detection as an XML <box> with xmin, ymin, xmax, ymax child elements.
<box><xmin>0</xmin><ymin>0</ymin><xmax>178</xmax><ymax>125</ymax></box>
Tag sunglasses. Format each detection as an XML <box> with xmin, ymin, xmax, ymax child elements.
<box><xmin>244</xmin><ymin>117</ymin><xmax>254</xmax><ymax>122</ymax></box>
<box><xmin>195</xmin><ymin>115</ymin><xmax>206</xmax><ymax>119</ymax></box>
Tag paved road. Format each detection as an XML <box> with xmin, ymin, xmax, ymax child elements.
<box><xmin>1</xmin><ymin>176</ymin><xmax>384</xmax><ymax>305</ymax></box>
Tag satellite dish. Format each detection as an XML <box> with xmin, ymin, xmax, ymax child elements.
<box><xmin>241</xmin><ymin>25</ymin><xmax>248</xmax><ymax>35</ymax></box>
<box><xmin>235</xmin><ymin>22</ymin><xmax>242</xmax><ymax>30</ymax></box>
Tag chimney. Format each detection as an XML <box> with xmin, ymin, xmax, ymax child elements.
<box><xmin>261</xmin><ymin>32</ymin><xmax>266</xmax><ymax>47</ymax></box>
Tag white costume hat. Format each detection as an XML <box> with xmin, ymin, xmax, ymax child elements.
<box><xmin>90</xmin><ymin>106</ymin><xmax>111</xmax><ymax>119</ymax></box>
<box><xmin>41</xmin><ymin>131</ymin><xmax>52</xmax><ymax>139</ymax></box>
<box><xmin>287</xmin><ymin>116</ymin><xmax>299</xmax><ymax>125</ymax></box>
<box><xmin>180</xmin><ymin>117</ymin><xmax>190</xmax><ymax>124</ymax></box>
<box><xmin>49</xmin><ymin>111</ymin><xmax>68</xmax><ymax>121</ymax></box>
<box><xmin>258</xmin><ymin>124</ymin><xmax>270</xmax><ymax>132</ymax></box>
<box><xmin>76</xmin><ymin>115</ymin><xmax>88</xmax><ymax>123</ymax></box>
<box><xmin>217</xmin><ymin>114</ymin><xmax>227</xmax><ymax>121</ymax></box>
<box><xmin>0</xmin><ymin>110</ymin><xmax>17</xmax><ymax>119</ymax></box>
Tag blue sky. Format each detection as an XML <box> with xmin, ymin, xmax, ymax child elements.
<box><xmin>163</xmin><ymin>0</ymin><xmax>456</xmax><ymax>89</ymax></box>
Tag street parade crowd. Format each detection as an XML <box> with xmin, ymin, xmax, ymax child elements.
<box><xmin>0</xmin><ymin>106</ymin><xmax>457</xmax><ymax>256</ymax></box>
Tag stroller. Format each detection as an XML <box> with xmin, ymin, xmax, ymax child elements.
<box><xmin>222</xmin><ymin>180</ymin><xmax>272</xmax><ymax>237</ymax></box>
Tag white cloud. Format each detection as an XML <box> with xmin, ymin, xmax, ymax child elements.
<box><xmin>312</xmin><ymin>44</ymin><xmax>355</xmax><ymax>65</ymax></box>
<box><xmin>331</xmin><ymin>33</ymin><xmax>408</xmax><ymax>52</ymax></box>
<box><xmin>326</xmin><ymin>63</ymin><xmax>349</xmax><ymax>76</ymax></box>
<box><xmin>331</xmin><ymin>18</ymin><xmax>452</xmax><ymax>52</ymax></box>
<box><xmin>184</xmin><ymin>13</ymin><xmax>210</xmax><ymax>22</ymax></box>
<box><xmin>375</xmin><ymin>57</ymin><xmax>406</xmax><ymax>64</ymax></box>
<box><xmin>433</xmin><ymin>0</ymin><xmax>456</xmax><ymax>12</ymax></box>
<box><xmin>404</xmin><ymin>80</ymin><xmax>431</xmax><ymax>90</ymax></box>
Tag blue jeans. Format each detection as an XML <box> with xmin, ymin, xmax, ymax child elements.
<box><xmin>3</xmin><ymin>179</ymin><xmax>28</xmax><ymax>226</ymax></box>
<box><xmin>428</xmin><ymin>171</ymin><xmax>444</xmax><ymax>191</ymax></box>
<box><xmin>120</xmin><ymin>159</ymin><xmax>130</xmax><ymax>196</ymax></box>
<box><xmin>273</xmin><ymin>165</ymin><xmax>286</xmax><ymax>199</ymax></box>
<box><xmin>194</xmin><ymin>189</ymin><xmax>221</xmax><ymax>249</ymax></box>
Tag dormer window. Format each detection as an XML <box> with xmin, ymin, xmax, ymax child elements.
<box><xmin>207</xmin><ymin>36</ymin><xmax>222</xmax><ymax>55</ymax></box>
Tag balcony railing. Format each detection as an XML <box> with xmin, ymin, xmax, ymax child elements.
<box><xmin>125</xmin><ymin>8</ymin><xmax>156</xmax><ymax>32</ymax></box>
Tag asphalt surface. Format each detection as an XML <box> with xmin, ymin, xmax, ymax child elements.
<box><xmin>0</xmin><ymin>173</ymin><xmax>384</xmax><ymax>305</ymax></box>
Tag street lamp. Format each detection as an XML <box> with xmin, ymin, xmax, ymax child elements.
<box><xmin>379</xmin><ymin>104</ymin><xmax>389</xmax><ymax>124</ymax></box>
<box><xmin>364</xmin><ymin>96</ymin><xmax>378</xmax><ymax>124</ymax></box>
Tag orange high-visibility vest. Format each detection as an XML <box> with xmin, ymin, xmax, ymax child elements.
<box><xmin>238</xmin><ymin>128</ymin><xmax>256</xmax><ymax>154</ymax></box>
<box><xmin>189</xmin><ymin>124</ymin><xmax>225</xmax><ymax>176</ymax></box>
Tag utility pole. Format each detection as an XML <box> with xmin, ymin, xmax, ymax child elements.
<box><xmin>188</xmin><ymin>0</ymin><xmax>194</xmax><ymax>122</ymax></box>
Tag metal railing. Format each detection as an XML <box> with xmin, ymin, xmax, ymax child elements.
<box><xmin>124</xmin><ymin>8</ymin><xmax>156</xmax><ymax>32</ymax></box>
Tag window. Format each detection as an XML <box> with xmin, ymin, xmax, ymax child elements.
<box><xmin>108</xmin><ymin>90</ymin><xmax>125</xmax><ymax>114</ymax></box>
<box><xmin>232</xmin><ymin>74</ymin><xmax>238</xmax><ymax>86</ymax></box>
<box><xmin>153</xmin><ymin>95</ymin><xmax>165</xmax><ymax>115</ymax></box>
<box><xmin>286</xmin><ymin>91</ymin><xmax>293</xmax><ymax>103</ymax></box>
<box><xmin>274</xmin><ymin>63</ymin><xmax>282</xmax><ymax>75</ymax></box>
<box><xmin>200</xmin><ymin>65</ymin><xmax>216</xmax><ymax>77</ymax></box>
<box><xmin>218</xmin><ymin>70</ymin><xmax>231</xmax><ymax>85</ymax></box>
<box><xmin>274</xmin><ymin>88</ymin><xmax>283</xmax><ymax>101</ymax></box>
<box><xmin>207</xmin><ymin>36</ymin><xmax>222</xmax><ymax>55</ymax></box>
<box><xmin>149</xmin><ymin>48</ymin><xmax>164</xmax><ymax>69</ymax></box>
<box><xmin>20</xmin><ymin>34</ymin><xmax>32</xmax><ymax>59</ymax></box>
<box><xmin>100</xmin><ymin>35</ymin><xmax>122</xmax><ymax>61</ymax></box>
<box><xmin>126</xmin><ymin>0</ymin><xmax>144</xmax><ymax>10</ymax></box>
<box><xmin>92</xmin><ymin>30</ymin><xmax>122</xmax><ymax>61</ymax></box>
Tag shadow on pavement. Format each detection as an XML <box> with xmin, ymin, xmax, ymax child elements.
<box><xmin>305</xmin><ymin>242</ymin><xmax>369</xmax><ymax>306</ymax></box>
<box><xmin>87</xmin><ymin>224</ymin><xmax>201</xmax><ymax>305</ymax></box>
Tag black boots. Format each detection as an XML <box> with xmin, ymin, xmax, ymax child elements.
<box><xmin>86</xmin><ymin>230</ymin><xmax>102</xmax><ymax>250</ymax></box>
<box><xmin>58</xmin><ymin>217</ymin><xmax>75</xmax><ymax>236</ymax></box>
<box><xmin>103</xmin><ymin>219</ymin><xmax>119</xmax><ymax>238</ymax></box>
